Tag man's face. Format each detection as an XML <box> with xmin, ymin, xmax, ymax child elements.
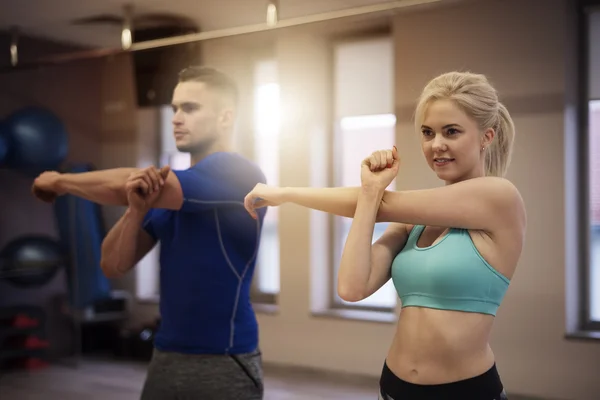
<box><xmin>171</xmin><ymin>81</ymin><xmax>232</xmax><ymax>154</ymax></box>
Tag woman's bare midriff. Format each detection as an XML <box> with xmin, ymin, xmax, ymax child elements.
<box><xmin>385</xmin><ymin>306</ymin><xmax>496</xmax><ymax>385</ymax></box>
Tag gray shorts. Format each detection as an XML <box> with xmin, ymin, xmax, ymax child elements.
<box><xmin>140</xmin><ymin>348</ymin><xmax>263</xmax><ymax>400</ymax></box>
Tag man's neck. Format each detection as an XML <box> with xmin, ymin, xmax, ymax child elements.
<box><xmin>190</xmin><ymin>140</ymin><xmax>231</xmax><ymax>166</ymax></box>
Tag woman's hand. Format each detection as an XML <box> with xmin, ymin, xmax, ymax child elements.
<box><xmin>361</xmin><ymin>146</ymin><xmax>399</xmax><ymax>191</ymax></box>
<box><xmin>244</xmin><ymin>183</ymin><xmax>286</xmax><ymax>219</ymax></box>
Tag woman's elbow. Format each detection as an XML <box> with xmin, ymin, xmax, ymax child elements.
<box><xmin>337</xmin><ymin>283</ymin><xmax>366</xmax><ymax>303</ymax></box>
<box><xmin>375</xmin><ymin>205</ymin><xmax>391</xmax><ymax>223</ymax></box>
<box><xmin>375</xmin><ymin>193</ymin><xmax>395</xmax><ymax>223</ymax></box>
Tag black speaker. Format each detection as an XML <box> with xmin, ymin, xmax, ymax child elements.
<box><xmin>132</xmin><ymin>25</ymin><xmax>203</xmax><ymax>107</ymax></box>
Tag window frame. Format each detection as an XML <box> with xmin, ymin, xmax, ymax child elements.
<box><xmin>249</xmin><ymin>57</ymin><xmax>281</xmax><ymax>307</ymax></box>
<box><xmin>250</xmin><ymin>218</ymin><xmax>279</xmax><ymax>306</ymax></box>
<box><xmin>577</xmin><ymin>0</ymin><xmax>600</xmax><ymax>334</ymax></box>
<box><xmin>326</xmin><ymin>32</ymin><xmax>398</xmax><ymax>314</ymax></box>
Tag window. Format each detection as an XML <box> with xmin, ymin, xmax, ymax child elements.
<box><xmin>590</xmin><ymin>100</ymin><xmax>600</xmax><ymax>322</ymax></box>
<box><xmin>330</xmin><ymin>36</ymin><xmax>397</xmax><ymax>311</ymax></box>
<box><xmin>251</xmin><ymin>59</ymin><xmax>281</xmax><ymax>303</ymax></box>
<box><xmin>579</xmin><ymin>3</ymin><xmax>600</xmax><ymax>333</ymax></box>
<box><xmin>135</xmin><ymin>106</ymin><xmax>189</xmax><ymax>300</ymax></box>
<box><xmin>331</xmin><ymin>114</ymin><xmax>397</xmax><ymax>310</ymax></box>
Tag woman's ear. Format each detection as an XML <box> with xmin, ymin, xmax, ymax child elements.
<box><xmin>482</xmin><ymin>128</ymin><xmax>495</xmax><ymax>148</ymax></box>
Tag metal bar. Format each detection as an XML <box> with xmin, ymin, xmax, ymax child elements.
<box><xmin>131</xmin><ymin>0</ymin><xmax>442</xmax><ymax>51</ymax></box>
<box><xmin>0</xmin><ymin>47</ymin><xmax>125</xmax><ymax>73</ymax></box>
<box><xmin>0</xmin><ymin>0</ymin><xmax>441</xmax><ymax>72</ymax></box>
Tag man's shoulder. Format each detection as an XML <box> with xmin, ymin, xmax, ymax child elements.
<box><xmin>193</xmin><ymin>152</ymin><xmax>266</xmax><ymax>183</ymax></box>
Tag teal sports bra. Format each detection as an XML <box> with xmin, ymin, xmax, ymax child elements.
<box><xmin>391</xmin><ymin>225</ymin><xmax>510</xmax><ymax>316</ymax></box>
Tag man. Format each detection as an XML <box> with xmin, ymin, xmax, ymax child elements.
<box><xmin>32</xmin><ymin>66</ymin><xmax>267</xmax><ymax>400</ymax></box>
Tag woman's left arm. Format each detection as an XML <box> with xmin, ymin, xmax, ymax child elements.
<box><xmin>378</xmin><ymin>177</ymin><xmax>526</xmax><ymax>232</ymax></box>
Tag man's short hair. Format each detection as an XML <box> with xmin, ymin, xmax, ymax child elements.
<box><xmin>178</xmin><ymin>66</ymin><xmax>238</xmax><ymax>107</ymax></box>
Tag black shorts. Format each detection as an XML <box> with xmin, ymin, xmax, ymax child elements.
<box><xmin>379</xmin><ymin>361</ymin><xmax>508</xmax><ymax>400</ymax></box>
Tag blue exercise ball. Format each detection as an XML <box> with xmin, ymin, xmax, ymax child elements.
<box><xmin>3</xmin><ymin>107</ymin><xmax>69</xmax><ymax>175</ymax></box>
<box><xmin>0</xmin><ymin>235</ymin><xmax>65</xmax><ymax>288</ymax></box>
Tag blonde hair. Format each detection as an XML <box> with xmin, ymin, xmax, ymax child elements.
<box><xmin>414</xmin><ymin>71</ymin><xmax>515</xmax><ymax>177</ymax></box>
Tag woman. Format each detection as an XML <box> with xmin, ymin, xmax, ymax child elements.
<box><xmin>244</xmin><ymin>71</ymin><xmax>526</xmax><ymax>399</ymax></box>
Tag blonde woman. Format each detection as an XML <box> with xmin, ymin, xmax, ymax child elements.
<box><xmin>244</xmin><ymin>72</ymin><xmax>526</xmax><ymax>399</ymax></box>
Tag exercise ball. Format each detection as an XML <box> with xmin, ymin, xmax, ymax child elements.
<box><xmin>3</xmin><ymin>107</ymin><xmax>69</xmax><ymax>175</ymax></box>
<box><xmin>0</xmin><ymin>235</ymin><xmax>65</xmax><ymax>288</ymax></box>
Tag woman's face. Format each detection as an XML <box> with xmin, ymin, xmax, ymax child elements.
<box><xmin>420</xmin><ymin>99</ymin><xmax>492</xmax><ymax>184</ymax></box>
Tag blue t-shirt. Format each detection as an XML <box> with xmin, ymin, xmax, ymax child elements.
<box><xmin>142</xmin><ymin>152</ymin><xmax>267</xmax><ymax>355</ymax></box>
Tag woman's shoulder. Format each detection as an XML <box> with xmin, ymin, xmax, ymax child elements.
<box><xmin>473</xmin><ymin>176</ymin><xmax>527</xmax><ymax>232</ymax></box>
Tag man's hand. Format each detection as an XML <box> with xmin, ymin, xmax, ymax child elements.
<box><xmin>31</xmin><ymin>171</ymin><xmax>64</xmax><ymax>203</ymax></box>
<box><xmin>126</xmin><ymin>166</ymin><xmax>171</xmax><ymax>212</ymax></box>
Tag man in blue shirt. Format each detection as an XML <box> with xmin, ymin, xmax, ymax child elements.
<box><xmin>32</xmin><ymin>66</ymin><xmax>267</xmax><ymax>399</ymax></box>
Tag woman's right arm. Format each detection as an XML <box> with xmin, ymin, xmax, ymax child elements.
<box><xmin>245</xmin><ymin>184</ymin><xmax>390</xmax><ymax>221</ymax></box>
<box><xmin>100</xmin><ymin>208</ymin><xmax>157</xmax><ymax>278</ymax></box>
<box><xmin>282</xmin><ymin>187</ymin><xmax>369</xmax><ymax>218</ymax></box>
<box><xmin>337</xmin><ymin>187</ymin><xmax>410</xmax><ymax>302</ymax></box>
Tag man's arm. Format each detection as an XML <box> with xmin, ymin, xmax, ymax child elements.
<box><xmin>154</xmin><ymin>152</ymin><xmax>266</xmax><ymax>213</ymax></box>
<box><xmin>36</xmin><ymin>153</ymin><xmax>262</xmax><ymax>212</ymax></box>
<box><xmin>100</xmin><ymin>208</ymin><xmax>157</xmax><ymax>278</ymax></box>
<box><xmin>33</xmin><ymin>166</ymin><xmax>180</xmax><ymax>208</ymax></box>
<box><xmin>55</xmin><ymin>168</ymin><xmax>138</xmax><ymax>206</ymax></box>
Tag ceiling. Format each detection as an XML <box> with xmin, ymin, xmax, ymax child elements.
<box><xmin>0</xmin><ymin>0</ymin><xmax>447</xmax><ymax>49</ymax></box>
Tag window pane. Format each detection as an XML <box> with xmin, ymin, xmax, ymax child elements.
<box><xmin>333</xmin><ymin>114</ymin><xmax>397</xmax><ymax>309</ymax></box>
<box><xmin>589</xmin><ymin>100</ymin><xmax>600</xmax><ymax>321</ymax></box>
<box><xmin>253</xmin><ymin>60</ymin><xmax>280</xmax><ymax>295</ymax></box>
<box><xmin>334</xmin><ymin>37</ymin><xmax>393</xmax><ymax>118</ymax></box>
<box><xmin>166</xmin><ymin>152</ymin><xmax>191</xmax><ymax>169</ymax></box>
<box><xmin>588</xmin><ymin>7</ymin><xmax>600</xmax><ymax>324</ymax></box>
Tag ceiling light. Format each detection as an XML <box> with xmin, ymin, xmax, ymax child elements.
<box><xmin>121</xmin><ymin>4</ymin><xmax>133</xmax><ymax>50</ymax></box>
<box><xmin>9</xmin><ymin>27</ymin><xmax>18</xmax><ymax>66</ymax></box>
<box><xmin>266</xmin><ymin>0</ymin><xmax>279</xmax><ymax>27</ymax></box>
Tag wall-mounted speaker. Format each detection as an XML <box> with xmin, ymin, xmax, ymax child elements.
<box><xmin>132</xmin><ymin>24</ymin><xmax>203</xmax><ymax>107</ymax></box>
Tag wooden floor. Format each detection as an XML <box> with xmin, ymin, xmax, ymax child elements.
<box><xmin>0</xmin><ymin>357</ymin><xmax>377</xmax><ymax>400</ymax></box>
<box><xmin>0</xmin><ymin>356</ymin><xmax>548</xmax><ymax>400</ymax></box>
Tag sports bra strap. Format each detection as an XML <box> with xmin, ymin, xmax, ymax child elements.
<box><xmin>405</xmin><ymin>224</ymin><xmax>425</xmax><ymax>247</ymax></box>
